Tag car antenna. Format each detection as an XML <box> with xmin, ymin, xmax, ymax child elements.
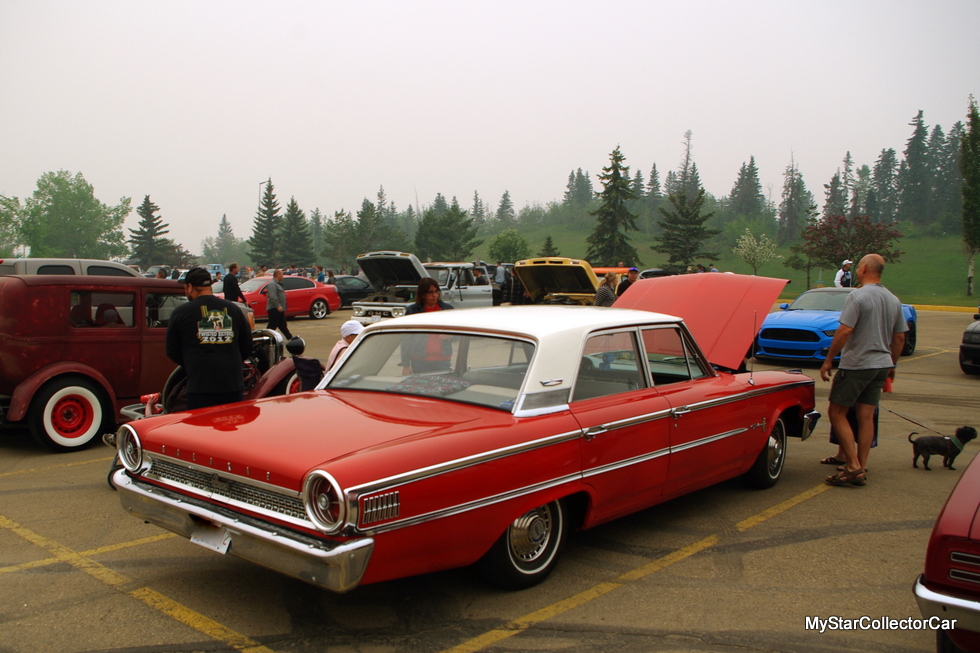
<box><xmin>748</xmin><ymin>310</ymin><xmax>757</xmax><ymax>385</ymax></box>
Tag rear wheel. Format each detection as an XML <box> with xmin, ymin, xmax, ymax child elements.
<box><xmin>744</xmin><ymin>418</ymin><xmax>786</xmax><ymax>489</ymax></box>
<box><xmin>902</xmin><ymin>321</ymin><xmax>916</xmax><ymax>356</ymax></box>
<box><xmin>29</xmin><ymin>377</ymin><xmax>110</xmax><ymax>452</ymax></box>
<box><xmin>478</xmin><ymin>500</ymin><xmax>566</xmax><ymax>590</ymax></box>
<box><xmin>273</xmin><ymin>370</ymin><xmax>303</xmax><ymax>395</ymax></box>
<box><xmin>310</xmin><ymin>299</ymin><xmax>329</xmax><ymax>319</ymax></box>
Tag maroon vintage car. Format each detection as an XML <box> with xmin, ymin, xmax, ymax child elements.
<box><xmin>0</xmin><ymin>275</ymin><xmax>186</xmax><ymax>451</ymax></box>
<box><xmin>110</xmin><ymin>274</ymin><xmax>819</xmax><ymax>592</ymax></box>
<box><xmin>239</xmin><ymin>275</ymin><xmax>341</xmax><ymax>320</ymax></box>
<box><xmin>915</xmin><ymin>452</ymin><xmax>980</xmax><ymax>652</ymax></box>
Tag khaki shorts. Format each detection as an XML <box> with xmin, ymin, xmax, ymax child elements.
<box><xmin>829</xmin><ymin>367</ymin><xmax>891</xmax><ymax>407</ymax></box>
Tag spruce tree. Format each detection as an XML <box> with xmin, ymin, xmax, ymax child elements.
<box><xmin>584</xmin><ymin>146</ymin><xmax>641</xmax><ymax>267</ymax></box>
<box><xmin>652</xmin><ymin>189</ymin><xmax>719</xmax><ymax>270</ymax></box>
<box><xmin>278</xmin><ymin>197</ymin><xmax>314</xmax><ymax>267</ymax></box>
<box><xmin>248</xmin><ymin>179</ymin><xmax>281</xmax><ymax>267</ymax></box>
<box><xmin>777</xmin><ymin>159</ymin><xmax>817</xmax><ymax>246</ymax></box>
<box><xmin>309</xmin><ymin>208</ymin><xmax>324</xmax><ymax>263</ymax></box>
<box><xmin>471</xmin><ymin>191</ymin><xmax>487</xmax><ymax>227</ymax></box>
<box><xmin>414</xmin><ymin>202</ymin><xmax>482</xmax><ymax>261</ymax></box>
<box><xmin>495</xmin><ymin>190</ymin><xmax>516</xmax><ymax>229</ymax></box>
<box><xmin>961</xmin><ymin>96</ymin><xmax>980</xmax><ymax>295</ymax></box>
<box><xmin>822</xmin><ymin>172</ymin><xmax>847</xmax><ymax>218</ymax></box>
<box><xmin>873</xmin><ymin>148</ymin><xmax>899</xmax><ymax>222</ymax></box>
<box><xmin>574</xmin><ymin>169</ymin><xmax>593</xmax><ymax>205</ymax></box>
<box><xmin>539</xmin><ymin>235</ymin><xmax>560</xmax><ymax>257</ymax></box>
<box><xmin>128</xmin><ymin>195</ymin><xmax>170</xmax><ymax>268</ymax></box>
<box><xmin>728</xmin><ymin>156</ymin><xmax>767</xmax><ymax>218</ymax></box>
<box><xmin>897</xmin><ymin>110</ymin><xmax>932</xmax><ymax>225</ymax></box>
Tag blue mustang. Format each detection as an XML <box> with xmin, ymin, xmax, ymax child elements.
<box><xmin>754</xmin><ymin>287</ymin><xmax>917</xmax><ymax>362</ymax></box>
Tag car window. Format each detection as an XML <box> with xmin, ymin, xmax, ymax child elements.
<box><xmin>70</xmin><ymin>291</ymin><xmax>135</xmax><ymax>328</ymax></box>
<box><xmin>572</xmin><ymin>330</ymin><xmax>645</xmax><ymax>401</ymax></box>
<box><xmin>326</xmin><ymin>331</ymin><xmax>534</xmax><ymax>411</ymax></box>
<box><xmin>38</xmin><ymin>265</ymin><xmax>76</xmax><ymax>275</ymax></box>
<box><xmin>86</xmin><ymin>265</ymin><xmax>132</xmax><ymax>276</ymax></box>
<box><xmin>641</xmin><ymin>326</ymin><xmax>708</xmax><ymax>385</ymax></box>
<box><xmin>425</xmin><ymin>268</ymin><xmax>450</xmax><ymax>286</ymax></box>
<box><xmin>146</xmin><ymin>292</ymin><xmax>188</xmax><ymax>328</ymax></box>
<box><xmin>282</xmin><ymin>277</ymin><xmax>313</xmax><ymax>291</ymax></box>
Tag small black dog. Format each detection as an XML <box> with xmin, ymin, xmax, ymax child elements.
<box><xmin>910</xmin><ymin>427</ymin><xmax>978</xmax><ymax>470</ymax></box>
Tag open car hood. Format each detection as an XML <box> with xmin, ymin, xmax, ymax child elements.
<box><xmin>513</xmin><ymin>258</ymin><xmax>599</xmax><ymax>303</ymax></box>
<box><xmin>357</xmin><ymin>251</ymin><xmax>429</xmax><ymax>292</ymax></box>
<box><xmin>615</xmin><ymin>273</ymin><xmax>788</xmax><ymax>370</ymax></box>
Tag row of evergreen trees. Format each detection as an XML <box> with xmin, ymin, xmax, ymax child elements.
<box><xmin>122</xmin><ymin>106</ymin><xmax>976</xmax><ymax>276</ymax></box>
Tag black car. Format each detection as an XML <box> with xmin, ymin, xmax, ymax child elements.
<box><xmin>331</xmin><ymin>274</ymin><xmax>374</xmax><ymax>307</ymax></box>
<box><xmin>961</xmin><ymin>311</ymin><xmax>980</xmax><ymax>375</ymax></box>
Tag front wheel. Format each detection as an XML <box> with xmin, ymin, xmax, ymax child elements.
<box><xmin>902</xmin><ymin>321</ymin><xmax>916</xmax><ymax>356</ymax></box>
<box><xmin>309</xmin><ymin>299</ymin><xmax>329</xmax><ymax>319</ymax></box>
<box><xmin>477</xmin><ymin>500</ymin><xmax>566</xmax><ymax>590</ymax></box>
<box><xmin>28</xmin><ymin>377</ymin><xmax>110</xmax><ymax>452</ymax></box>
<box><xmin>744</xmin><ymin>418</ymin><xmax>786</xmax><ymax>489</ymax></box>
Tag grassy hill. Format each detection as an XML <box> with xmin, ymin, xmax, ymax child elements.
<box><xmin>478</xmin><ymin>231</ymin><xmax>979</xmax><ymax>307</ymax></box>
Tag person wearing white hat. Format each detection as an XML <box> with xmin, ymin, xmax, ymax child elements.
<box><xmin>835</xmin><ymin>260</ymin><xmax>853</xmax><ymax>288</ymax></box>
<box><xmin>326</xmin><ymin>320</ymin><xmax>365</xmax><ymax>370</ymax></box>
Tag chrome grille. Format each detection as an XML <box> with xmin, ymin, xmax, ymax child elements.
<box><xmin>148</xmin><ymin>458</ymin><xmax>306</xmax><ymax>521</ymax></box>
<box><xmin>361</xmin><ymin>491</ymin><xmax>400</xmax><ymax>525</ymax></box>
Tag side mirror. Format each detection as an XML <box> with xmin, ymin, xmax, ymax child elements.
<box><xmin>779</xmin><ymin>303</ymin><xmax>789</xmax><ymax>310</ymax></box>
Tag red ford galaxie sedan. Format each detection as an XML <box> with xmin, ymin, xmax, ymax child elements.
<box><xmin>111</xmin><ymin>274</ymin><xmax>819</xmax><ymax>592</ymax></box>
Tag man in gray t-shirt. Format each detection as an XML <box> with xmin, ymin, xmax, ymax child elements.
<box><xmin>820</xmin><ymin>254</ymin><xmax>907</xmax><ymax>486</ymax></box>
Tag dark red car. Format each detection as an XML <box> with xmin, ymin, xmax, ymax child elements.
<box><xmin>239</xmin><ymin>275</ymin><xmax>340</xmax><ymax>320</ymax></box>
<box><xmin>0</xmin><ymin>275</ymin><xmax>185</xmax><ymax>451</ymax></box>
<box><xmin>915</xmin><ymin>452</ymin><xmax>980</xmax><ymax>652</ymax></box>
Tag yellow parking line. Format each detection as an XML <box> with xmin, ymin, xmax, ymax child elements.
<box><xmin>0</xmin><ymin>532</ymin><xmax>176</xmax><ymax>575</ymax></box>
<box><xmin>902</xmin><ymin>348</ymin><xmax>953</xmax><ymax>364</ymax></box>
<box><xmin>442</xmin><ymin>483</ymin><xmax>830</xmax><ymax>653</ymax></box>
<box><xmin>0</xmin><ymin>456</ymin><xmax>114</xmax><ymax>479</ymax></box>
<box><xmin>0</xmin><ymin>515</ymin><xmax>273</xmax><ymax>652</ymax></box>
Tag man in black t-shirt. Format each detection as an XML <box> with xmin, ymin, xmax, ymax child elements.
<box><xmin>167</xmin><ymin>267</ymin><xmax>252</xmax><ymax>410</ymax></box>
<box><xmin>617</xmin><ymin>267</ymin><xmax>639</xmax><ymax>296</ymax></box>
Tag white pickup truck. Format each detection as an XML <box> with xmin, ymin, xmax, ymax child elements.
<box><xmin>351</xmin><ymin>251</ymin><xmax>494</xmax><ymax>325</ymax></box>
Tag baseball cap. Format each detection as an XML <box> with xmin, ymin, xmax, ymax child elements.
<box><xmin>628</xmin><ymin>267</ymin><xmax>639</xmax><ymax>272</ymax></box>
<box><xmin>184</xmin><ymin>267</ymin><xmax>213</xmax><ymax>287</ymax></box>
<box><xmin>842</xmin><ymin>259</ymin><xmax>853</xmax><ymax>265</ymax></box>
<box><xmin>340</xmin><ymin>320</ymin><xmax>364</xmax><ymax>338</ymax></box>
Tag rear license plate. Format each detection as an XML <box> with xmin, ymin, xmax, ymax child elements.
<box><xmin>190</xmin><ymin>524</ymin><xmax>232</xmax><ymax>554</ymax></box>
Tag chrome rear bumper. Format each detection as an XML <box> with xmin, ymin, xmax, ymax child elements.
<box><xmin>915</xmin><ymin>574</ymin><xmax>980</xmax><ymax>631</ymax></box>
<box><xmin>113</xmin><ymin>469</ymin><xmax>374</xmax><ymax>593</ymax></box>
<box><xmin>801</xmin><ymin>410</ymin><xmax>821</xmax><ymax>441</ymax></box>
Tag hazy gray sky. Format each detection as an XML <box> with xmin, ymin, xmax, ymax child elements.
<box><xmin>2</xmin><ymin>0</ymin><xmax>978</xmax><ymax>253</ymax></box>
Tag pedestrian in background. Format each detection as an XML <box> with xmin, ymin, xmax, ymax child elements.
<box><xmin>223</xmin><ymin>262</ymin><xmax>247</xmax><ymax>303</ymax></box>
<box><xmin>166</xmin><ymin>267</ymin><xmax>251</xmax><ymax>410</ymax></box>
<box><xmin>594</xmin><ymin>271</ymin><xmax>618</xmax><ymax>306</ymax></box>
<box><xmin>820</xmin><ymin>254</ymin><xmax>907</xmax><ymax>487</ymax></box>
<box><xmin>266</xmin><ymin>269</ymin><xmax>293</xmax><ymax>340</ymax></box>
<box><xmin>617</xmin><ymin>267</ymin><xmax>639</xmax><ymax>296</ymax></box>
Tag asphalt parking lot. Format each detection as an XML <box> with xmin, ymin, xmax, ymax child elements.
<box><xmin>2</xmin><ymin>308</ymin><xmax>978</xmax><ymax>653</ymax></box>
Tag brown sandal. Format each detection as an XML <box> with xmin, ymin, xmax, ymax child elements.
<box><xmin>821</xmin><ymin>456</ymin><xmax>846</xmax><ymax>465</ymax></box>
<box><xmin>825</xmin><ymin>468</ymin><xmax>866</xmax><ymax>487</ymax></box>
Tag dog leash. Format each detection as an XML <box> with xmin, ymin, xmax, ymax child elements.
<box><xmin>881</xmin><ymin>405</ymin><xmax>949</xmax><ymax>437</ymax></box>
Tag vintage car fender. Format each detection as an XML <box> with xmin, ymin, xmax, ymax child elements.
<box><xmin>248</xmin><ymin>357</ymin><xmax>300</xmax><ymax>398</ymax></box>
<box><xmin>6</xmin><ymin>361</ymin><xmax>117</xmax><ymax>423</ymax></box>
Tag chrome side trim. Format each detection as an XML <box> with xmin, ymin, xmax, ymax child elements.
<box><xmin>363</xmin><ymin>472</ymin><xmax>581</xmax><ymax>535</ymax></box>
<box><xmin>582</xmin><ymin>447</ymin><xmax>670</xmax><ymax>479</ymax></box>
<box><xmin>671</xmin><ymin>428</ymin><xmax>747</xmax><ymax>453</ymax></box>
<box><xmin>346</xmin><ymin>428</ymin><xmax>582</xmax><ymax>497</ymax></box>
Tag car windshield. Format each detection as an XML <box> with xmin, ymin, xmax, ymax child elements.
<box><xmin>325</xmin><ymin>331</ymin><xmax>535</xmax><ymax>411</ymax></box>
<box><xmin>788</xmin><ymin>290</ymin><xmax>850</xmax><ymax>311</ymax></box>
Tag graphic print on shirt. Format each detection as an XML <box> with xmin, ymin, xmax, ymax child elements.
<box><xmin>196</xmin><ymin>306</ymin><xmax>235</xmax><ymax>344</ymax></box>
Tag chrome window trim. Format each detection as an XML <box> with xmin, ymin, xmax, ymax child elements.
<box><xmin>582</xmin><ymin>447</ymin><xmax>671</xmax><ymax>479</ymax></box>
